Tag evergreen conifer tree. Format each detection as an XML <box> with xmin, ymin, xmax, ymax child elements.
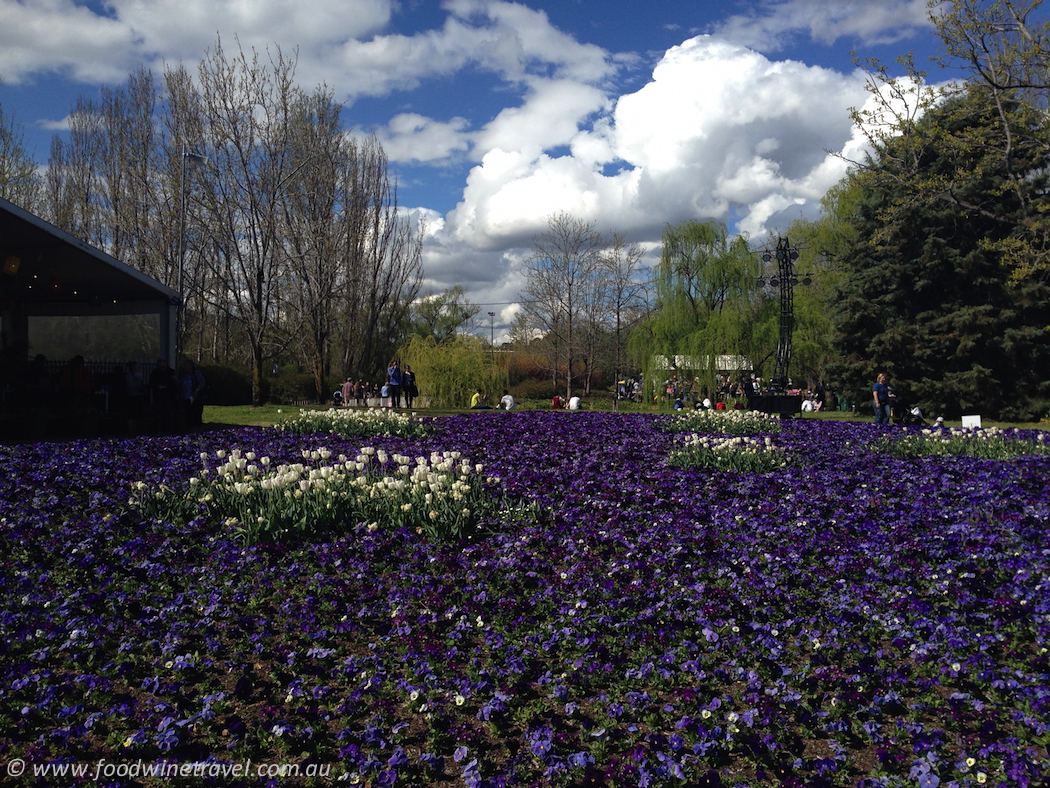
<box><xmin>830</xmin><ymin>86</ymin><xmax>1050</xmax><ymax>421</ymax></box>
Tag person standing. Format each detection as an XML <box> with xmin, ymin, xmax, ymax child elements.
<box><xmin>180</xmin><ymin>360</ymin><xmax>207</xmax><ymax>430</ymax></box>
<box><xmin>57</xmin><ymin>355</ymin><xmax>93</xmax><ymax>409</ymax></box>
<box><xmin>872</xmin><ymin>372</ymin><xmax>891</xmax><ymax>424</ymax></box>
<box><xmin>149</xmin><ymin>358</ymin><xmax>177</xmax><ymax>433</ymax></box>
<box><xmin>403</xmin><ymin>365</ymin><xmax>416</xmax><ymax>408</ymax></box>
<box><xmin>123</xmin><ymin>361</ymin><xmax>148</xmax><ymax>432</ymax></box>
<box><xmin>387</xmin><ymin>359</ymin><xmax>402</xmax><ymax>408</ymax></box>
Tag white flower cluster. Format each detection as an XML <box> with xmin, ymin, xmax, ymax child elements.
<box><xmin>670</xmin><ymin>431</ymin><xmax>790</xmax><ymax>472</ymax></box>
<box><xmin>886</xmin><ymin>426</ymin><xmax>1049</xmax><ymax>459</ymax></box>
<box><xmin>195</xmin><ymin>447</ymin><xmax>495</xmax><ymax>502</ymax></box>
<box><xmin>677</xmin><ymin>433</ymin><xmax>774</xmax><ymax>454</ymax></box>
<box><xmin>919</xmin><ymin>425</ymin><xmax>1045</xmax><ymax>442</ymax></box>
<box><xmin>277</xmin><ymin>407</ymin><xmax>429</xmax><ymax>438</ymax></box>
<box><xmin>665</xmin><ymin>408</ymin><xmax>781</xmax><ymax>435</ymax></box>
<box><xmin>133</xmin><ymin>444</ymin><xmax>513</xmax><ymax>543</ymax></box>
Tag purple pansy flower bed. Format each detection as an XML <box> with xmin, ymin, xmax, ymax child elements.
<box><xmin>1</xmin><ymin>412</ymin><xmax>1048</xmax><ymax>787</ymax></box>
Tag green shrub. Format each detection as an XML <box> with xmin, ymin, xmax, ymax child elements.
<box><xmin>511</xmin><ymin>378</ymin><xmax>560</xmax><ymax>400</ymax></box>
<box><xmin>196</xmin><ymin>364</ymin><xmax>256</xmax><ymax>406</ymax></box>
<box><xmin>269</xmin><ymin>372</ymin><xmax>320</xmax><ymax>404</ymax></box>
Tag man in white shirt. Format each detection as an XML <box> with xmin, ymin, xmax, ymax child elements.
<box><xmin>500</xmin><ymin>389</ymin><xmax>514</xmax><ymax>411</ymax></box>
<box><xmin>568</xmin><ymin>395</ymin><xmax>581</xmax><ymax>410</ymax></box>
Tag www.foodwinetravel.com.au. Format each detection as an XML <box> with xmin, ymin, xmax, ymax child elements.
<box><xmin>5</xmin><ymin>756</ymin><xmax>334</xmax><ymax>781</ymax></box>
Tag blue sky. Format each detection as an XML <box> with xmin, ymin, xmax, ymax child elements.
<box><xmin>0</xmin><ymin>0</ymin><xmax>946</xmax><ymax>338</ymax></box>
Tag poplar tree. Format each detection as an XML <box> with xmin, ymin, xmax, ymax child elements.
<box><xmin>0</xmin><ymin>77</ymin><xmax>40</xmax><ymax>210</ymax></box>
<box><xmin>37</xmin><ymin>40</ymin><xmax>421</xmax><ymax>403</ymax></box>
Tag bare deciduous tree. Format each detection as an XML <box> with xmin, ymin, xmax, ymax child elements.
<box><xmin>188</xmin><ymin>38</ymin><xmax>305</xmax><ymax>405</ymax></box>
<box><xmin>97</xmin><ymin>69</ymin><xmax>161</xmax><ymax>274</ymax></box>
<box><xmin>46</xmin><ymin>97</ymin><xmax>103</xmax><ymax>244</ymax></box>
<box><xmin>36</xmin><ymin>37</ymin><xmax>421</xmax><ymax>403</ymax></box>
<box><xmin>335</xmin><ymin>134</ymin><xmax>422</xmax><ymax>380</ymax></box>
<box><xmin>279</xmin><ymin>88</ymin><xmax>346</xmax><ymax>400</ymax></box>
<box><xmin>601</xmin><ymin>233</ymin><xmax>649</xmax><ymax>410</ymax></box>
<box><xmin>0</xmin><ymin>78</ymin><xmax>41</xmax><ymax>210</ymax></box>
<box><xmin>521</xmin><ymin>213</ymin><xmax>606</xmax><ymax>399</ymax></box>
<box><xmin>43</xmin><ymin>69</ymin><xmax>165</xmax><ymax>275</ymax></box>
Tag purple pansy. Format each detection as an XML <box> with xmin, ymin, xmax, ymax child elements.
<box><xmin>0</xmin><ymin>414</ymin><xmax>1047</xmax><ymax>785</ymax></box>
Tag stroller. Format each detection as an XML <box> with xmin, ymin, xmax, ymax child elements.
<box><xmin>891</xmin><ymin>398</ymin><xmax>928</xmax><ymax>426</ymax></box>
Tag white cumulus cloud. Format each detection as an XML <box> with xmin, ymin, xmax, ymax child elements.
<box><xmin>379</xmin><ymin>114</ymin><xmax>472</xmax><ymax>163</ymax></box>
<box><xmin>443</xmin><ymin>34</ymin><xmax>868</xmax><ymax>255</ymax></box>
<box><xmin>0</xmin><ymin>0</ymin><xmax>935</xmax><ymax>317</ymax></box>
<box><xmin>713</xmin><ymin>0</ymin><xmax>932</xmax><ymax>51</ymax></box>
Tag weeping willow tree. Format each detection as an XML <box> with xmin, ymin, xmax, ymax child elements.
<box><xmin>630</xmin><ymin>220</ymin><xmax>760</xmax><ymax>401</ymax></box>
<box><xmin>781</xmin><ymin>209</ymin><xmax>848</xmax><ymax>390</ymax></box>
<box><xmin>399</xmin><ymin>334</ymin><xmax>508</xmax><ymax>409</ymax></box>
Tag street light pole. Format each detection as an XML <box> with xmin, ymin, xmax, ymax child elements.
<box><xmin>488</xmin><ymin>311</ymin><xmax>496</xmax><ymax>367</ymax></box>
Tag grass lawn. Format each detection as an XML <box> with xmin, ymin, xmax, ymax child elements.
<box><xmin>204</xmin><ymin>402</ymin><xmax>1049</xmax><ymax>432</ymax></box>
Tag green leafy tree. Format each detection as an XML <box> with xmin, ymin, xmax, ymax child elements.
<box><xmin>781</xmin><ymin>215</ymin><xmax>848</xmax><ymax>389</ymax></box>
<box><xmin>830</xmin><ymin>84</ymin><xmax>1050</xmax><ymax>421</ymax></box>
<box><xmin>631</xmin><ymin>220</ymin><xmax>759</xmax><ymax>400</ymax></box>
<box><xmin>928</xmin><ymin>0</ymin><xmax>1050</xmax><ymax>281</ymax></box>
<box><xmin>853</xmin><ymin>3</ymin><xmax>1050</xmax><ymax>281</ymax></box>
<box><xmin>410</xmin><ymin>285</ymin><xmax>480</xmax><ymax>342</ymax></box>
<box><xmin>399</xmin><ymin>334</ymin><xmax>506</xmax><ymax>409</ymax></box>
<box><xmin>930</xmin><ymin>0</ymin><xmax>1050</xmax><ymax>107</ymax></box>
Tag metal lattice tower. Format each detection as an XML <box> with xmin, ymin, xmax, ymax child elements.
<box><xmin>756</xmin><ymin>236</ymin><xmax>804</xmax><ymax>393</ymax></box>
<box><xmin>772</xmin><ymin>237</ymin><xmax>797</xmax><ymax>391</ymax></box>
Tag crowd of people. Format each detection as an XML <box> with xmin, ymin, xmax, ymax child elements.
<box><xmin>333</xmin><ymin>361</ymin><xmax>420</xmax><ymax>409</ymax></box>
<box><xmin>653</xmin><ymin>371</ymin><xmax>855</xmax><ymax>414</ymax></box>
